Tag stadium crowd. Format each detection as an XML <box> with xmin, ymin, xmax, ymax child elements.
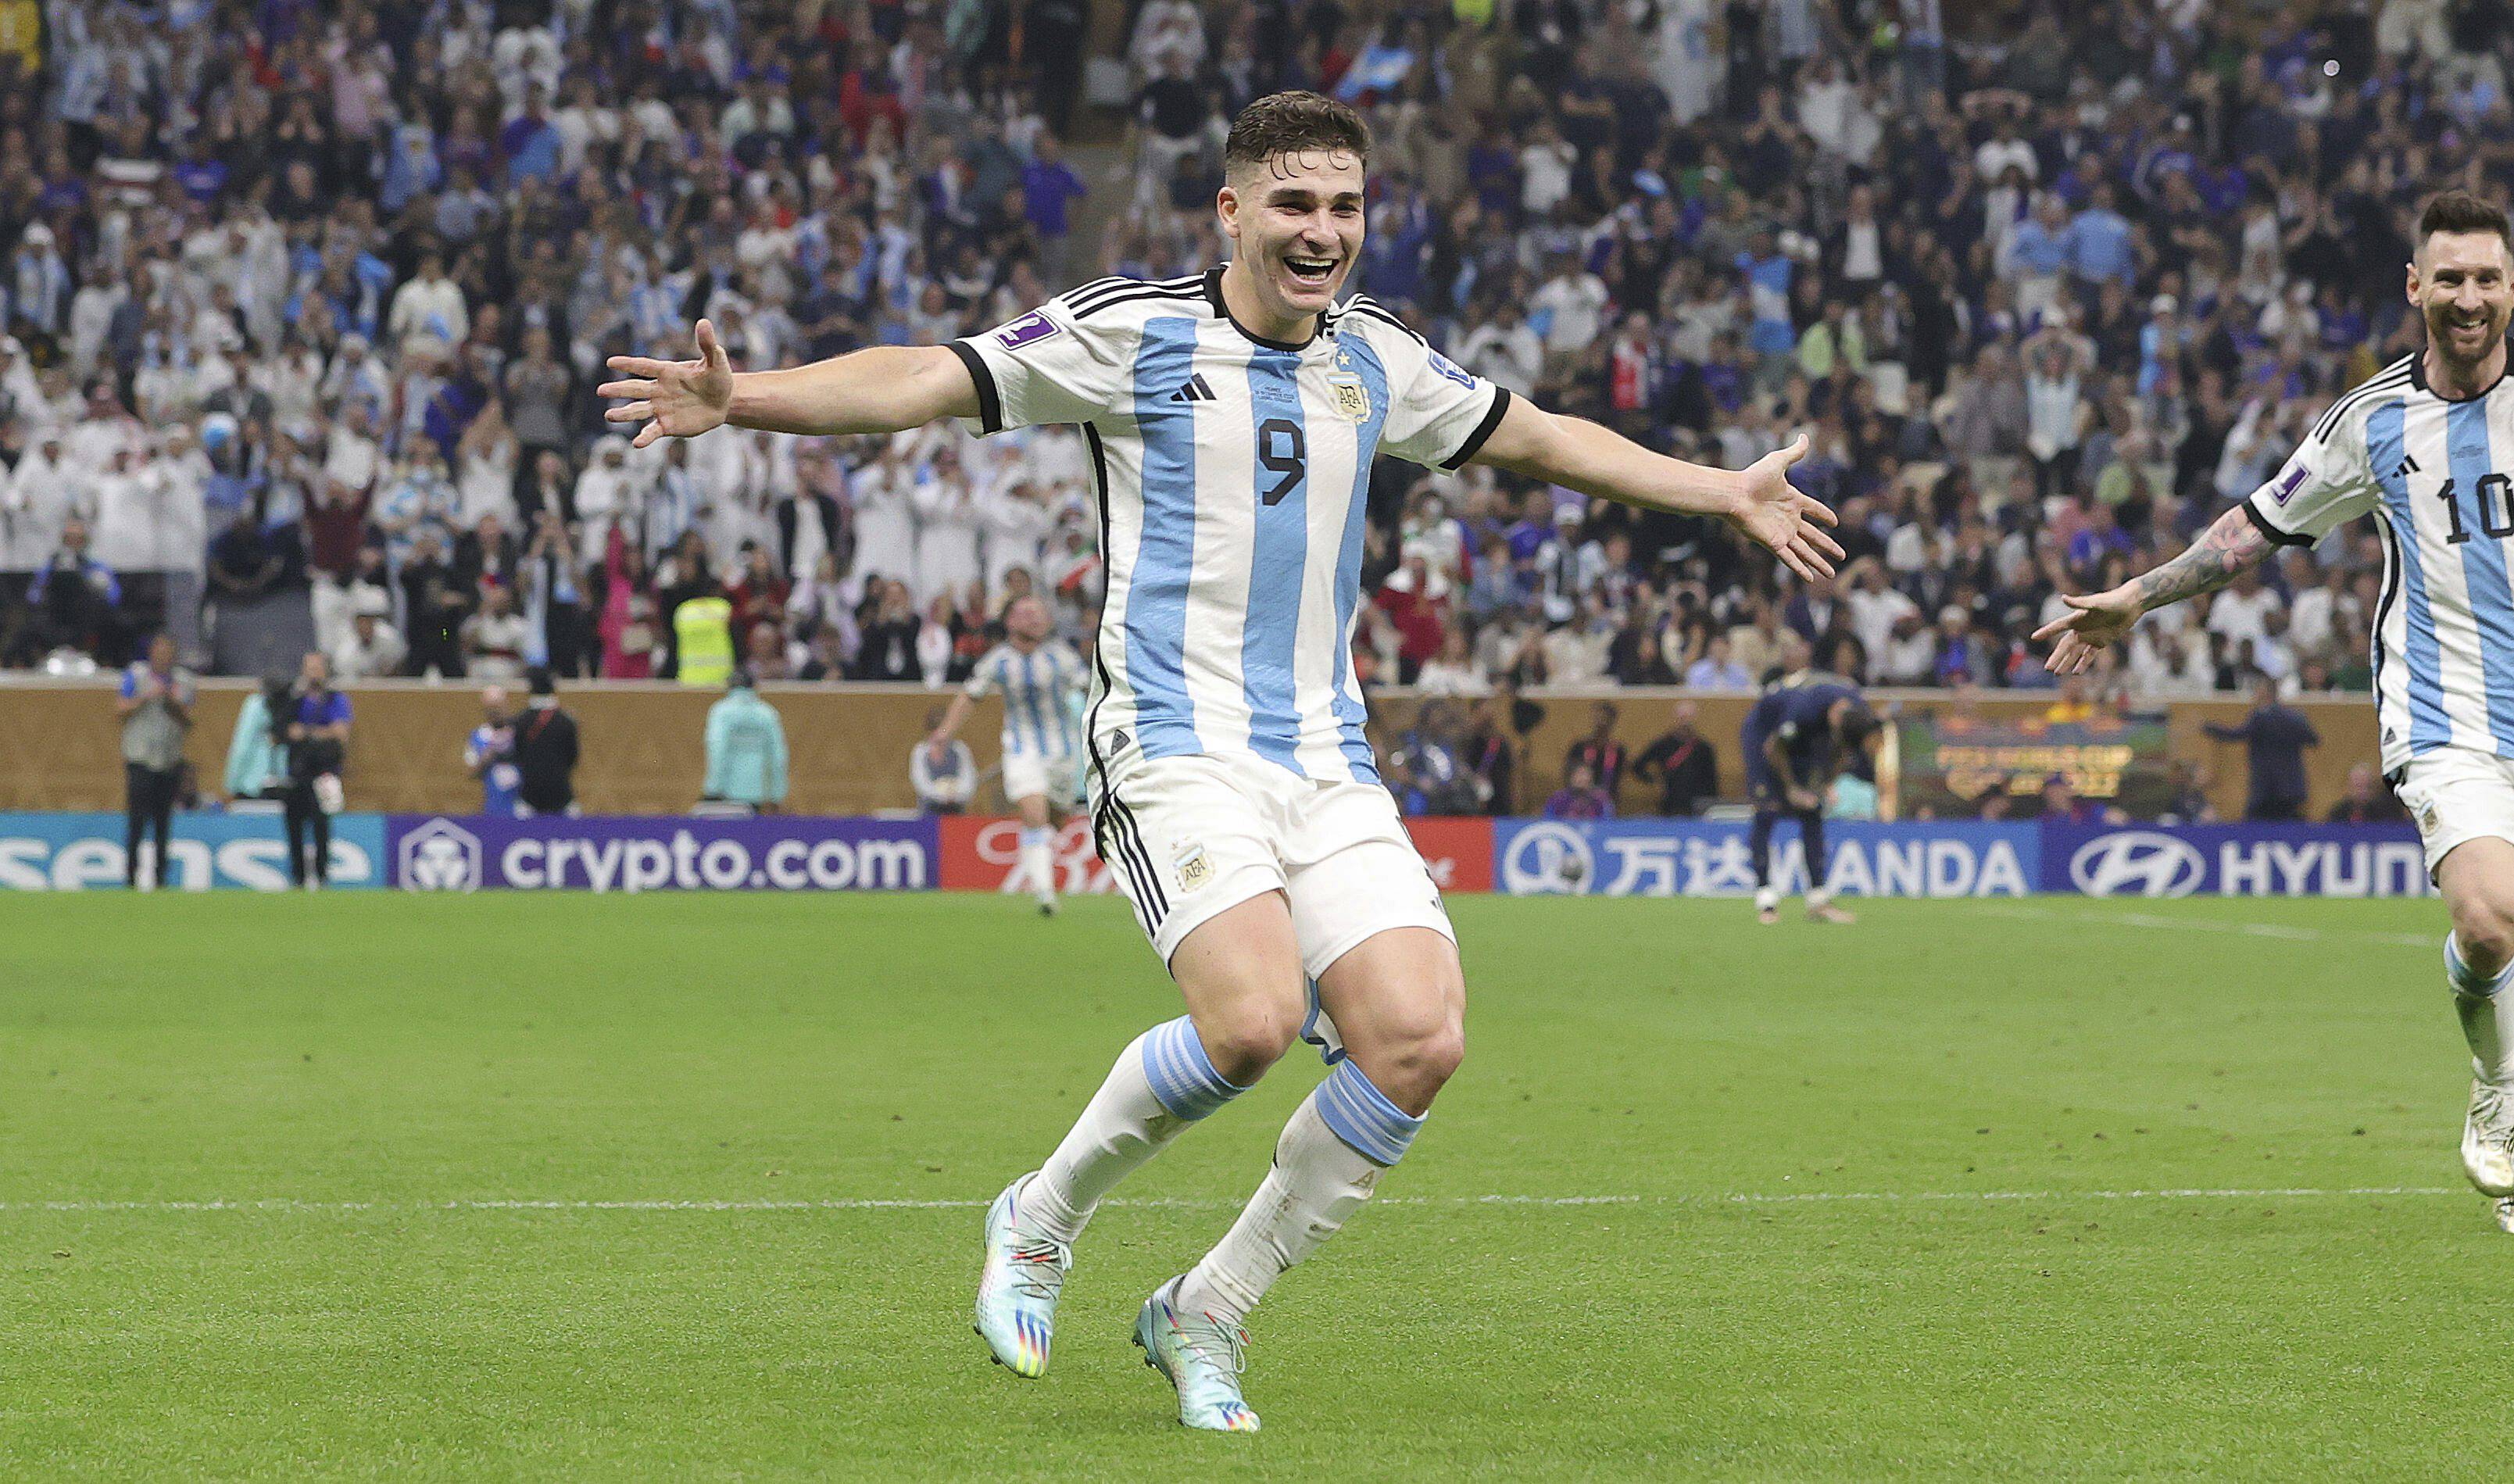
<box><xmin>0</xmin><ymin>0</ymin><xmax>2494</xmax><ymax>710</ymax></box>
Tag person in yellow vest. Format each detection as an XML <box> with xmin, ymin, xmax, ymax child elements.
<box><xmin>671</xmin><ymin>578</ymin><xmax>735</xmax><ymax>685</ymax></box>
<box><xmin>0</xmin><ymin>0</ymin><xmax>40</xmax><ymax>82</ymax></box>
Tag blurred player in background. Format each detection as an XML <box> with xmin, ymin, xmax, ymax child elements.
<box><xmin>465</xmin><ymin>685</ymin><xmax>520</xmax><ymax>818</ymax></box>
<box><xmin>2039</xmin><ymin>191</ymin><xmax>2514</xmax><ymax>1232</ymax></box>
<box><xmin>1742</xmin><ymin>674</ymin><xmax>1878</xmax><ymax>925</ymax></box>
<box><xmin>602</xmin><ymin>90</ymin><xmax>1839</xmax><ymax>1431</ymax></box>
<box><xmin>924</xmin><ymin>594</ymin><xmax>1087</xmax><ymax>913</ymax></box>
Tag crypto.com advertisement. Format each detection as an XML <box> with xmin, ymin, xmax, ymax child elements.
<box><xmin>388</xmin><ymin>815</ymin><xmax>939</xmax><ymax>892</ymax></box>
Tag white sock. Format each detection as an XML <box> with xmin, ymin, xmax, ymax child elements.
<box><xmin>1754</xmin><ymin>886</ymin><xmax>1780</xmax><ymax>912</ymax></box>
<box><xmin>1806</xmin><ymin>885</ymin><xmax>1833</xmax><ymax>910</ymax></box>
<box><xmin>1176</xmin><ymin>1060</ymin><xmax>1423</xmax><ymax>1325</ymax></box>
<box><xmin>1020</xmin><ymin>827</ymin><xmax>1054</xmax><ymax>899</ymax></box>
<box><xmin>1021</xmin><ymin>1016</ymin><xmax>1245</xmax><ymax>1244</ymax></box>
<box><xmin>2448</xmin><ymin>934</ymin><xmax>2514</xmax><ymax>1082</ymax></box>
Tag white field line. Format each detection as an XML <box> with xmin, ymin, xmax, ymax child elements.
<box><xmin>0</xmin><ymin>1187</ymin><xmax>2462</xmax><ymax>1214</ymax></box>
<box><xmin>1975</xmin><ymin>903</ymin><xmax>2436</xmax><ymax>948</ymax></box>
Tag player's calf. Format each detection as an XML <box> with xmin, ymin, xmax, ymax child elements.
<box><xmin>1153</xmin><ymin>1058</ymin><xmax>1429</xmax><ymax>1431</ymax></box>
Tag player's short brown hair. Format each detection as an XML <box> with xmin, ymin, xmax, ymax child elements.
<box><xmin>1223</xmin><ymin>91</ymin><xmax>1371</xmax><ymax>177</ymax></box>
<box><xmin>2418</xmin><ymin>191</ymin><xmax>2512</xmax><ymax>249</ymax></box>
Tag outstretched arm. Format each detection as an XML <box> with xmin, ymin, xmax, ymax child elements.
<box><xmin>2032</xmin><ymin>505</ymin><xmax>2276</xmax><ymax>674</ymax></box>
<box><xmin>927</xmin><ymin>691</ymin><xmax>975</xmax><ymax>749</ymax></box>
<box><xmin>599</xmin><ymin>320</ymin><xmax>981</xmax><ymax>447</ymax></box>
<box><xmin>1468</xmin><ymin>398</ymin><xmax>1843</xmax><ymax>581</ymax></box>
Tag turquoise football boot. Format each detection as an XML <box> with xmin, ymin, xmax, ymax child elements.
<box><xmin>1132</xmin><ymin>1276</ymin><xmax>1261</xmax><ymax>1432</ymax></box>
<box><xmin>973</xmin><ymin>1174</ymin><xmax>1068</xmax><ymax>1378</ymax></box>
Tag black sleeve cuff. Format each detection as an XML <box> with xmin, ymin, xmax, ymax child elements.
<box><xmin>2242</xmin><ymin>495</ymin><xmax>2314</xmax><ymax>547</ymax></box>
<box><xmin>948</xmin><ymin>340</ymin><xmax>1003</xmax><ymax>434</ymax></box>
<box><xmin>1439</xmin><ymin>385</ymin><xmax>1513</xmax><ymax>470</ymax></box>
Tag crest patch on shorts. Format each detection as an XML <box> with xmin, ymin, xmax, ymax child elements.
<box><xmin>1173</xmin><ymin>843</ymin><xmax>1211</xmax><ymax>892</ymax></box>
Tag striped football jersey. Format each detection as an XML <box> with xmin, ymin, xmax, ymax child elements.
<box><xmin>2245</xmin><ymin>352</ymin><xmax>2514</xmax><ymax>771</ymax></box>
<box><xmin>963</xmin><ymin>640</ymin><xmax>1086</xmax><ymax>760</ymax></box>
<box><xmin>949</xmin><ymin>267</ymin><xmax>1511</xmax><ymax>789</ymax></box>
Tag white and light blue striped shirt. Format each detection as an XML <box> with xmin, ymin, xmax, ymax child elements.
<box><xmin>2247</xmin><ymin>352</ymin><xmax>2514</xmax><ymax>772</ymax></box>
<box><xmin>964</xmin><ymin>639</ymin><xmax>1086</xmax><ymax>760</ymax></box>
<box><xmin>951</xmin><ymin>268</ymin><xmax>1510</xmax><ymax>788</ymax></box>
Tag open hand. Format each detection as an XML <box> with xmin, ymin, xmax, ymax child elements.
<box><xmin>2031</xmin><ymin>585</ymin><xmax>2142</xmax><ymax>674</ymax></box>
<box><xmin>599</xmin><ymin>320</ymin><xmax>735</xmax><ymax>449</ymax></box>
<box><xmin>1727</xmin><ymin>436</ymin><xmax>1843</xmax><ymax>583</ymax></box>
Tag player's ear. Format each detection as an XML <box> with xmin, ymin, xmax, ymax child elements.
<box><xmin>1217</xmin><ymin>183</ymin><xmax>1242</xmax><ymax>244</ymax></box>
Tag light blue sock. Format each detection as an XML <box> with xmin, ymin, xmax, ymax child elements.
<box><xmin>1140</xmin><ymin>1014</ymin><xmax>1247</xmax><ymax>1120</ymax></box>
<box><xmin>1312</xmin><ymin>1057</ymin><xmax>1427</xmax><ymax>1166</ymax></box>
<box><xmin>2448</xmin><ymin>934</ymin><xmax>2514</xmax><ymax>1082</ymax></box>
<box><xmin>1017</xmin><ymin>825</ymin><xmax>1054</xmax><ymax>895</ymax></box>
<box><xmin>1027</xmin><ymin>1017</ymin><xmax>1248</xmax><ymax>1243</ymax></box>
<box><xmin>1178</xmin><ymin>1060</ymin><xmax>1426</xmax><ymax>1323</ymax></box>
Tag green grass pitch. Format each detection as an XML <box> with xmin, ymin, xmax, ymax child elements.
<box><xmin>3</xmin><ymin>889</ymin><xmax>2505</xmax><ymax>1479</ymax></box>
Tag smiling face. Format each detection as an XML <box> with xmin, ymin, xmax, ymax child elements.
<box><xmin>1218</xmin><ymin>147</ymin><xmax>1365</xmax><ymax>327</ymax></box>
<box><xmin>2411</xmin><ymin>227</ymin><xmax>2514</xmax><ymax>374</ymax></box>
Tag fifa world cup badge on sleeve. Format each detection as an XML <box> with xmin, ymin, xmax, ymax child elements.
<box><xmin>996</xmin><ymin>311</ymin><xmax>1060</xmax><ymax>350</ymax></box>
<box><xmin>1173</xmin><ymin>843</ymin><xmax>1211</xmax><ymax>892</ymax></box>
<box><xmin>1329</xmin><ymin>371</ymin><xmax>1370</xmax><ymax>422</ymax></box>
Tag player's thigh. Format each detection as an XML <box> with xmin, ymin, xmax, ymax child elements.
<box><xmin>2399</xmin><ymin>750</ymin><xmax>2514</xmax><ymax>882</ymax></box>
<box><xmin>2401</xmin><ymin>750</ymin><xmax>2514</xmax><ymax>949</ymax></box>
<box><xmin>1001</xmin><ymin>753</ymin><xmax>1049</xmax><ymax>812</ymax></box>
<box><xmin>2440</xmin><ymin>837</ymin><xmax>2514</xmax><ymax>947</ymax></box>
<box><xmin>1169</xmin><ymin>889</ymin><xmax>1310</xmax><ymax>1072</ymax></box>
<box><xmin>1281</xmin><ymin>781</ymin><xmax>1457</xmax><ymax>984</ymax></box>
<box><xmin>1094</xmin><ymin>753</ymin><xmax>1291</xmax><ymax>970</ymax></box>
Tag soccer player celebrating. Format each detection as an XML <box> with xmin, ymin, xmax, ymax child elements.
<box><xmin>2038</xmin><ymin>191</ymin><xmax>2514</xmax><ymax>1232</ymax></box>
<box><xmin>926</xmin><ymin>593</ymin><xmax>1089</xmax><ymax>914</ymax></box>
<box><xmin>601</xmin><ymin>91</ymin><xmax>1839</xmax><ymax>1429</ymax></box>
<box><xmin>1741</xmin><ymin>674</ymin><xmax>1877</xmax><ymax>924</ymax></box>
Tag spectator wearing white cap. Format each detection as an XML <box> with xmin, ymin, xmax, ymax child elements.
<box><xmin>319</xmin><ymin>333</ymin><xmax>391</xmax><ymax>427</ymax></box>
<box><xmin>0</xmin><ymin>334</ymin><xmax>41</xmax><ymax>425</ymax></box>
<box><xmin>386</xmin><ymin>248</ymin><xmax>468</xmax><ymax>350</ymax></box>
<box><xmin>9</xmin><ymin>222</ymin><xmax>70</xmax><ymax>337</ymax></box>
<box><xmin>145</xmin><ymin>427</ymin><xmax>212</xmax><ymax>660</ymax></box>
<box><xmin>572</xmin><ymin>434</ymin><xmax>641</xmax><ymax>568</ymax></box>
<box><xmin>329</xmin><ymin>588</ymin><xmax>408</xmax><ymax>680</ymax></box>
<box><xmin>2</xmin><ymin>424</ymin><xmax>76</xmax><ymax>578</ymax></box>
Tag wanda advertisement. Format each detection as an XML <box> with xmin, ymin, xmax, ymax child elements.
<box><xmin>939</xmin><ymin>816</ymin><xmax>1496</xmax><ymax>895</ymax></box>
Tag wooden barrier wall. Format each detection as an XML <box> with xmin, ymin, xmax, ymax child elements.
<box><xmin>0</xmin><ymin>678</ymin><xmax>2384</xmax><ymax>821</ymax></box>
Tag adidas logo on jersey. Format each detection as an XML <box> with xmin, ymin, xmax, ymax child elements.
<box><xmin>1167</xmin><ymin>374</ymin><xmax>1218</xmax><ymax>403</ymax></box>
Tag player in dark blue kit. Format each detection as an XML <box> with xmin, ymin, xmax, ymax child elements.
<box><xmin>1740</xmin><ymin>677</ymin><xmax>1879</xmax><ymax>924</ymax></box>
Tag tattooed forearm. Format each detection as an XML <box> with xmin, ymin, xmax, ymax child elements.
<box><xmin>2127</xmin><ymin>506</ymin><xmax>2275</xmax><ymax>613</ymax></box>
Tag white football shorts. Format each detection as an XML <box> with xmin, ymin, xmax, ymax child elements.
<box><xmin>1000</xmin><ymin>750</ymin><xmax>1082</xmax><ymax>810</ymax></box>
<box><xmin>1090</xmin><ymin>750</ymin><xmax>1454</xmax><ymax>980</ymax></box>
<box><xmin>2392</xmin><ymin>746</ymin><xmax>2514</xmax><ymax>878</ymax></box>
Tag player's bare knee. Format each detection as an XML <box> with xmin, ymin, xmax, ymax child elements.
<box><xmin>1197</xmin><ymin>1003</ymin><xmax>1300</xmax><ymax>1084</ymax></box>
<box><xmin>2455</xmin><ymin>895</ymin><xmax>2514</xmax><ymax>974</ymax></box>
<box><xmin>1367</xmin><ymin>1000</ymin><xmax>1466</xmax><ymax>1108</ymax></box>
<box><xmin>1408</xmin><ymin>1019</ymin><xmax>1466</xmax><ymax>1091</ymax></box>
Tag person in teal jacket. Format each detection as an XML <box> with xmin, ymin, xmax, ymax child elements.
<box><xmin>223</xmin><ymin>678</ymin><xmax>291</xmax><ymax>802</ymax></box>
<box><xmin>703</xmin><ymin>667</ymin><xmax>789</xmax><ymax>811</ymax></box>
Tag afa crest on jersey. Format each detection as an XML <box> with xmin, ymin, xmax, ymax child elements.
<box><xmin>1327</xmin><ymin>371</ymin><xmax>1371</xmax><ymax>422</ymax></box>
